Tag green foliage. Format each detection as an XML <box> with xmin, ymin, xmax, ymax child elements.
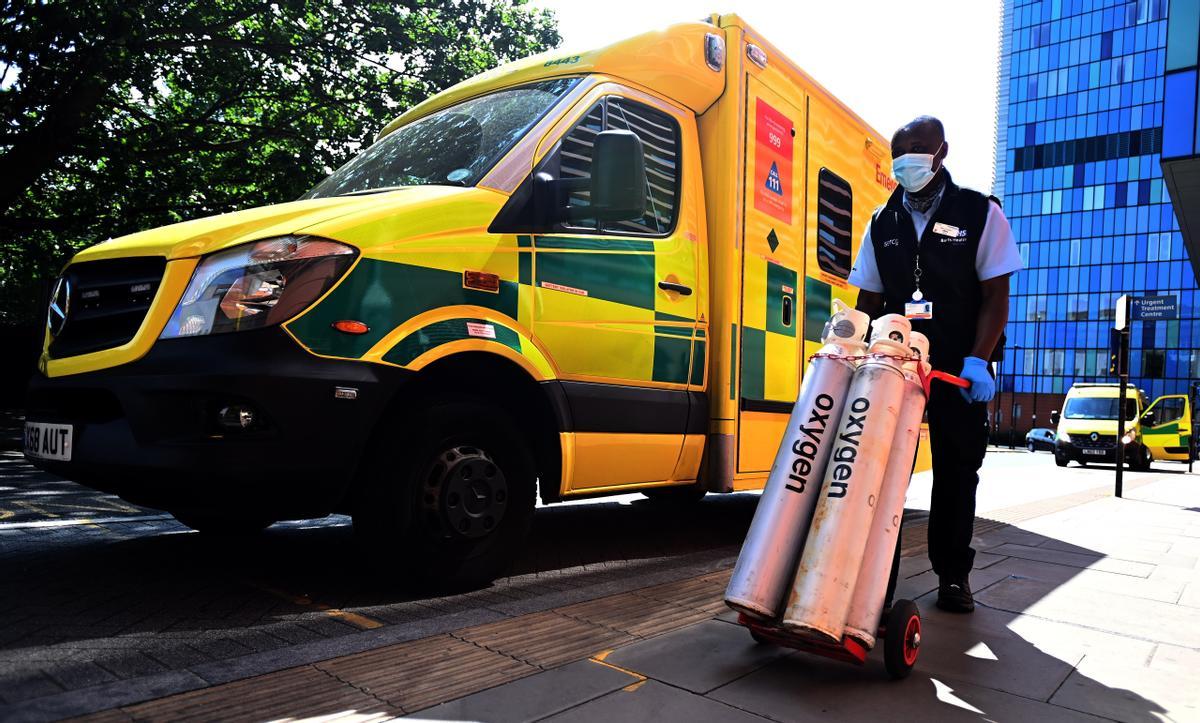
<box><xmin>0</xmin><ymin>0</ymin><xmax>560</xmax><ymax>323</ymax></box>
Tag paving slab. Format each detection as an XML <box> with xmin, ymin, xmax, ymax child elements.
<box><xmin>542</xmin><ymin>679</ymin><xmax>770</xmax><ymax>723</ymax></box>
<box><xmin>902</xmin><ymin>609</ymin><xmax>1081</xmax><ymax>701</ymax></box>
<box><xmin>708</xmin><ymin>652</ymin><xmax>1105</xmax><ymax>722</ymax></box>
<box><xmin>406</xmin><ymin>658</ymin><xmax>638</xmax><ymax>722</ymax></box>
<box><xmin>984</xmin><ymin>543</ymin><xmax>1155</xmax><ymax>578</ymax></box>
<box><xmin>976</xmin><ymin>576</ymin><xmax>1200</xmax><ymax>647</ymax></box>
<box><xmin>603</xmin><ymin>620</ymin><xmax>791</xmax><ymax>695</ymax></box>
<box><xmin>982</xmin><ymin>555</ymin><xmax>1187</xmax><ymax>604</ymax></box>
<box><xmin>1050</xmin><ymin>657</ymin><xmax>1181</xmax><ymax>722</ymax></box>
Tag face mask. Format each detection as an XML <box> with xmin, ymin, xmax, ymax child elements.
<box><xmin>892</xmin><ymin>143</ymin><xmax>944</xmax><ymax>192</ymax></box>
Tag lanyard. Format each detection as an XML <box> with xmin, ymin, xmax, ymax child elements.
<box><xmin>911</xmin><ymin>212</ymin><xmax>925</xmax><ymax>302</ymax></box>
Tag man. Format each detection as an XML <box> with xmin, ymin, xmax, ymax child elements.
<box><xmin>849</xmin><ymin>116</ymin><xmax>1022</xmax><ymax>613</ymax></box>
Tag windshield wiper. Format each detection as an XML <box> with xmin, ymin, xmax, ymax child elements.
<box><xmin>337</xmin><ymin>186</ymin><xmax>413</xmax><ymax>197</ymax></box>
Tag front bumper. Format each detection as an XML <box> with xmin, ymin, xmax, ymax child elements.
<box><xmin>25</xmin><ymin>329</ymin><xmax>411</xmax><ymax>520</ymax></box>
<box><xmin>1055</xmin><ymin>439</ymin><xmax>1136</xmax><ymax>464</ymax></box>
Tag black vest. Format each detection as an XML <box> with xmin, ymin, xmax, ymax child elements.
<box><xmin>869</xmin><ymin>172</ymin><xmax>1002</xmax><ymax>371</ymax></box>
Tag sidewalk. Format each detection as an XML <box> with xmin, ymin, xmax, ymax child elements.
<box><xmin>57</xmin><ymin>470</ymin><xmax>1199</xmax><ymax>722</ymax></box>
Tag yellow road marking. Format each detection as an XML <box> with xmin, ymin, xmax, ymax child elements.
<box><xmin>0</xmin><ymin>509</ymin><xmax>13</xmax><ymax>521</ymax></box>
<box><xmin>588</xmin><ymin>651</ymin><xmax>647</xmax><ymax>690</ymax></box>
<box><xmin>244</xmin><ymin>581</ymin><xmax>385</xmax><ymax>631</ymax></box>
<box><xmin>13</xmin><ymin>500</ymin><xmax>58</xmax><ymax>517</ymax></box>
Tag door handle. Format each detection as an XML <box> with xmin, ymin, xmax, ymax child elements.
<box><xmin>658</xmin><ymin>280</ymin><xmax>692</xmax><ymax>296</ymax></box>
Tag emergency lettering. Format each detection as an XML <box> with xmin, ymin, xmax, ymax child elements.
<box><xmin>827</xmin><ymin>397</ymin><xmax>870</xmax><ymax>498</ymax></box>
<box><xmin>785</xmin><ymin>393</ymin><xmax>834</xmax><ymax>494</ymax></box>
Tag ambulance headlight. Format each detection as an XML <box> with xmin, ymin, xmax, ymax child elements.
<box><xmin>161</xmin><ymin>236</ymin><xmax>356</xmax><ymax>339</ymax></box>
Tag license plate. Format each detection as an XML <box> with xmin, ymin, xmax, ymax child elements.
<box><xmin>24</xmin><ymin>422</ymin><xmax>73</xmax><ymax>461</ymax></box>
<box><xmin>1082</xmin><ymin>448</ymin><xmax>1106</xmax><ymax>456</ymax></box>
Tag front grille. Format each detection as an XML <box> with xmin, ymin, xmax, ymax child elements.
<box><xmin>48</xmin><ymin>257</ymin><xmax>167</xmax><ymax>358</ymax></box>
<box><xmin>25</xmin><ymin>387</ymin><xmax>124</xmax><ymax>424</ymax></box>
<box><xmin>1070</xmin><ymin>433</ymin><xmax>1116</xmax><ymax>449</ymax></box>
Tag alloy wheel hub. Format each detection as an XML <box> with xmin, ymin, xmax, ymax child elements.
<box><xmin>422</xmin><ymin>445</ymin><xmax>507</xmax><ymax>540</ymax></box>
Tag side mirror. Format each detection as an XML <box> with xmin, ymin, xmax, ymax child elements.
<box><xmin>1049</xmin><ymin>410</ymin><xmax>1060</xmax><ymax>426</ymax></box>
<box><xmin>1141</xmin><ymin>411</ymin><xmax>1155</xmax><ymax>425</ymax></box>
<box><xmin>582</xmin><ymin>130</ymin><xmax>646</xmax><ymax>222</ymax></box>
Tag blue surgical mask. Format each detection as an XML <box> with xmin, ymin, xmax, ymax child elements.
<box><xmin>892</xmin><ymin>143</ymin><xmax>944</xmax><ymax>192</ymax></box>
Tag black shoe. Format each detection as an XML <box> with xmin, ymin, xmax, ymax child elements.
<box><xmin>936</xmin><ymin>577</ymin><xmax>975</xmax><ymax>613</ymax></box>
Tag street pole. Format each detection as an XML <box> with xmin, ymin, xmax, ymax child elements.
<box><xmin>1032</xmin><ymin>315</ymin><xmax>1041</xmax><ymax>435</ymax></box>
<box><xmin>1114</xmin><ymin>296</ymin><xmax>1130</xmax><ymax>499</ymax></box>
<box><xmin>1008</xmin><ymin>345</ymin><xmax>1021</xmax><ymax>449</ymax></box>
<box><xmin>1190</xmin><ymin>382</ymin><xmax>1198</xmax><ymax>474</ymax></box>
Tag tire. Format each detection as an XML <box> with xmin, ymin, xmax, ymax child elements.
<box><xmin>1027</xmin><ymin>441</ymin><xmax>1036</xmax><ymax>453</ymax></box>
<box><xmin>1055</xmin><ymin>454</ymin><xmax>1068</xmax><ymax>467</ymax></box>
<box><xmin>884</xmin><ymin>599</ymin><xmax>921</xmax><ymax>680</ymax></box>
<box><xmin>749</xmin><ymin>629</ymin><xmax>771</xmax><ymax>645</ymax></box>
<box><xmin>353</xmin><ymin>398</ymin><xmax>536</xmax><ymax>591</ymax></box>
<box><xmin>641</xmin><ymin>484</ymin><xmax>707</xmax><ymax>505</ymax></box>
<box><xmin>1133</xmin><ymin>445</ymin><xmax>1152</xmax><ymax>472</ymax></box>
<box><xmin>173</xmin><ymin>513</ymin><xmax>271</xmax><ymax>537</ymax></box>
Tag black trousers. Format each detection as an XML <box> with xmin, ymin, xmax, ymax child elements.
<box><xmin>924</xmin><ymin>381</ymin><xmax>990</xmax><ymax>579</ymax></box>
<box><xmin>886</xmin><ymin>376</ymin><xmax>990</xmax><ymax>602</ymax></box>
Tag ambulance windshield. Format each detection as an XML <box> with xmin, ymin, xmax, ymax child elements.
<box><xmin>1063</xmin><ymin>397</ymin><xmax>1139</xmax><ymax>420</ymax></box>
<box><xmin>304</xmin><ymin>78</ymin><xmax>579</xmax><ymax>198</ymax></box>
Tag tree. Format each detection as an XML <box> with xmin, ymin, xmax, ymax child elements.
<box><xmin>0</xmin><ymin>0</ymin><xmax>560</xmax><ymax>323</ymax></box>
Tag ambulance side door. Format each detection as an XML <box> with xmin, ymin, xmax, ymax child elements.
<box><xmin>736</xmin><ymin>77</ymin><xmax>806</xmax><ymax>475</ymax></box>
<box><xmin>530</xmin><ymin>85</ymin><xmax>704</xmax><ymax>493</ymax></box>
<box><xmin>1141</xmin><ymin>394</ymin><xmax>1188</xmax><ymax>458</ymax></box>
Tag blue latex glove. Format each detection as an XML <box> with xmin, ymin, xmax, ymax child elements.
<box><xmin>959</xmin><ymin>356</ymin><xmax>995</xmax><ymax>403</ymax></box>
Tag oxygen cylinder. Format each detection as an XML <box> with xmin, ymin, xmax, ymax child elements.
<box><xmin>781</xmin><ymin>314</ymin><xmax>912</xmax><ymax>642</ymax></box>
<box><xmin>843</xmin><ymin>331</ymin><xmax>930</xmax><ymax>649</ymax></box>
<box><xmin>725</xmin><ymin>300</ymin><xmax>871</xmax><ymax>620</ymax></box>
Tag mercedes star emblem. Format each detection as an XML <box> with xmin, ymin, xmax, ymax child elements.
<box><xmin>47</xmin><ymin>276</ymin><xmax>70</xmax><ymax>336</ymax></box>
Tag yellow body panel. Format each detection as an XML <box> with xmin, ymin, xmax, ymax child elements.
<box><xmin>562</xmin><ymin>432</ymin><xmax>690</xmax><ymax>493</ymax></box>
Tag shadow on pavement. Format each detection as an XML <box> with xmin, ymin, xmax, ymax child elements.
<box><xmin>702</xmin><ymin>527</ymin><xmax>1171</xmax><ymax>722</ymax></box>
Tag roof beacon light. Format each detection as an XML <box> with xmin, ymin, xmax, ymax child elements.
<box><xmin>705</xmin><ymin>33</ymin><xmax>725</xmax><ymax>72</ymax></box>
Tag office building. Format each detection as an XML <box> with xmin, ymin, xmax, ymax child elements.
<box><xmin>993</xmin><ymin>0</ymin><xmax>1200</xmax><ymax>434</ymax></box>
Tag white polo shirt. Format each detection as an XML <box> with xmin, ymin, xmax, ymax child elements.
<box><xmin>848</xmin><ymin>189</ymin><xmax>1023</xmax><ymax>293</ymax></box>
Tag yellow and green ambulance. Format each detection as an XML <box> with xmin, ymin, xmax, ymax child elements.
<box><xmin>1051</xmin><ymin>383</ymin><xmax>1193</xmax><ymax>470</ymax></box>
<box><xmin>25</xmin><ymin>15</ymin><xmax>904</xmax><ymax>585</ymax></box>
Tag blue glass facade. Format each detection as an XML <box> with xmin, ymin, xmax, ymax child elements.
<box><xmin>995</xmin><ymin>0</ymin><xmax>1200</xmax><ymax>407</ymax></box>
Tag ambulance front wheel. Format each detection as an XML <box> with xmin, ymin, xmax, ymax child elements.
<box><xmin>883</xmin><ymin>599</ymin><xmax>921</xmax><ymax>680</ymax></box>
<box><xmin>354</xmin><ymin>397</ymin><xmax>536</xmax><ymax>591</ymax></box>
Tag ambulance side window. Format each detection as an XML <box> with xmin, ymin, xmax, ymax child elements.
<box><xmin>557</xmin><ymin>96</ymin><xmax>681</xmax><ymax>236</ymax></box>
<box><xmin>816</xmin><ymin>169</ymin><xmax>853</xmax><ymax>279</ymax></box>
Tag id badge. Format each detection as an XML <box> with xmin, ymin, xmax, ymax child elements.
<box><xmin>905</xmin><ymin>300</ymin><xmax>933</xmax><ymax>320</ymax></box>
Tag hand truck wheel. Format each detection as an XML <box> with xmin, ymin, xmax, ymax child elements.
<box><xmin>884</xmin><ymin>599</ymin><xmax>921</xmax><ymax>679</ymax></box>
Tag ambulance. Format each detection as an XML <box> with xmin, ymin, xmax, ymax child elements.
<box><xmin>1050</xmin><ymin>383</ymin><xmax>1193</xmax><ymax>469</ymax></box>
<box><xmin>25</xmin><ymin>15</ymin><xmax>914</xmax><ymax>586</ymax></box>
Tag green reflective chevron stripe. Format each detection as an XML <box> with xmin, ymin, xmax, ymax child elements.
<box><xmin>741</xmin><ymin>326</ymin><xmax>765</xmax><ymax>401</ymax></box>
<box><xmin>690</xmin><ymin>339</ymin><xmax>706</xmax><ymax>386</ymax></box>
<box><xmin>288</xmin><ymin>259</ymin><xmax>519</xmax><ymax>358</ymax></box>
<box><xmin>653</xmin><ymin>333</ymin><xmax>691</xmax><ymax>384</ymax></box>
<box><xmin>655</xmin><ymin>324</ymin><xmax>693</xmax><ymax>338</ymax></box>
<box><xmin>536</xmin><ymin>236</ymin><xmax>655</xmax><ymax>252</ymax></box>
<box><xmin>536</xmin><ymin>250</ymin><xmax>655</xmax><ymax>309</ymax></box>
<box><xmin>804</xmin><ymin>276</ymin><xmax>832</xmax><ymax>343</ymax></box>
<box><xmin>383</xmin><ymin>318</ymin><xmax>521</xmax><ymax>366</ymax></box>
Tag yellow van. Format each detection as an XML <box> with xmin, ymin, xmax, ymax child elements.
<box><xmin>24</xmin><ymin>15</ymin><xmax>909</xmax><ymax>585</ymax></box>
<box><xmin>1050</xmin><ymin>383</ymin><xmax>1193</xmax><ymax>470</ymax></box>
